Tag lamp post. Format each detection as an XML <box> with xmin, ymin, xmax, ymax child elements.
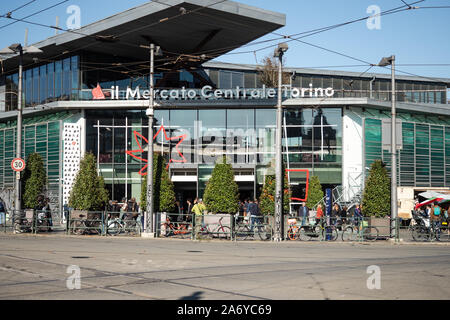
<box><xmin>144</xmin><ymin>43</ymin><xmax>162</xmax><ymax>237</ymax></box>
<box><xmin>0</xmin><ymin>44</ymin><xmax>42</xmax><ymax>233</ymax></box>
<box><xmin>273</xmin><ymin>43</ymin><xmax>288</xmax><ymax>242</ymax></box>
<box><xmin>378</xmin><ymin>55</ymin><xmax>397</xmax><ymax>238</ymax></box>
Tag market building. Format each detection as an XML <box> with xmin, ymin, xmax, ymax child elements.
<box><xmin>0</xmin><ymin>0</ymin><xmax>449</xmax><ymax>217</ymax></box>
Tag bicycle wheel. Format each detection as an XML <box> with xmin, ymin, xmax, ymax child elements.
<box><xmin>236</xmin><ymin>225</ymin><xmax>250</xmax><ymax>240</ymax></box>
<box><xmin>256</xmin><ymin>224</ymin><xmax>272</xmax><ymax>241</ymax></box>
<box><xmin>342</xmin><ymin>226</ymin><xmax>356</xmax><ymax>241</ymax></box>
<box><xmin>107</xmin><ymin>221</ymin><xmax>122</xmax><ymax>236</ymax></box>
<box><xmin>363</xmin><ymin>226</ymin><xmax>379</xmax><ymax>242</ymax></box>
<box><xmin>71</xmin><ymin>220</ymin><xmax>84</xmax><ymax>235</ymax></box>
<box><xmin>322</xmin><ymin>226</ymin><xmax>338</xmax><ymax>241</ymax></box>
<box><xmin>216</xmin><ymin>226</ymin><xmax>231</xmax><ymax>240</ymax></box>
<box><xmin>299</xmin><ymin>227</ymin><xmax>313</xmax><ymax>241</ymax></box>
<box><xmin>288</xmin><ymin>226</ymin><xmax>299</xmax><ymax>241</ymax></box>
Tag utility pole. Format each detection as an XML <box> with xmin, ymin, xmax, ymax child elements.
<box><xmin>273</xmin><ymin>43</ymin><xmax>288</xmax><ymax>242</ymax></box>
<box><xmin>145</xmin><ymin>44</ymin><xmax>155</xmax><ymax>237</ymax></box>
<box><xmin>15</xmin><ymin>46</ymin><xmax>23</xmax><ymax>230</ymax></box>
<box><xmin>378</xmin><ymin>55</ymin><xmax>397</xmax><ymax>239</ymax></box>
<box><xmin>390</xmin><ymin>56</ymin><xmax>397</xmax><ymax>239</ymax></box>
<box><xmin>143</xmin><ymin>43</ymin><xmax>162</xmax><ymax>237</ymax></box>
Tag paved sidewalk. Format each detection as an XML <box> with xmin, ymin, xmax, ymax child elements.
<box><xmin>0</xmin><ymin>233</ymin><xmax>449</xmax><ymax>300</ymax></box>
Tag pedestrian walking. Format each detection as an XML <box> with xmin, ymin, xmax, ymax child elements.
<box><xmin>192</xmin><ymin>198</ymin><xmax>207</xmax><ymax>237</ymax></box>
<box><xmin>247</xmin><ymin>199</ymin><xmax>259</xmax><ymax>232</ymax></box>
<box><xmin>0</xmin><ymin>199</ymin><xmax>6</xmax><ymax>228</ymax></box>
<box><xmin>185</xmin><ymin>199</ymin><xmax>193</xmax><ymax>222</ymax></box>
<box><xmin>299</xmin><ymin>202</ymin><xmax>309</xmax><ymax>227</ymax></box>
<box><xmin>316</xmin><ymin>204</ymin><xmax>324</xmax><ymax>226</ymax></box>
<box><xmin>44</xmin><ymin>198</ymin><xmax>53</xmax><ymax>232</ymax></box>
<box><xmin>430</xmin><ymin>203</ymin><xmax>441</xmax><ymax>241</ymax></box>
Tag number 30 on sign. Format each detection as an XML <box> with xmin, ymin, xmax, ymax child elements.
<box><xmin>11</xmin><ymin>158</ymin><xmax>26</xmax><ymax>172</ymax></box>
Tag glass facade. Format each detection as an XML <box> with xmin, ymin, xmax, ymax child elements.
<box><xmin>85</xmin><ymin>108</ymin><xmax>343</xmax><ymax>202</ymax></box>
<box><xmin>364</xmin><ymin>114</ymin><xmax>450</xmax><ymax>188</ymax></box>
<box><xmin>0</xmin><ymin>112</ymin><xmax>73</xmax><ymax>209</ymax></box>
<box><xmin>1</xmin><ymin>54</ymin><xmax>447</xmax><ymax>112</ymax></box>
<box><xmin>2</xmin><ymin>55</ymin><xmax>79</xmax><ymax>111</ymax></box>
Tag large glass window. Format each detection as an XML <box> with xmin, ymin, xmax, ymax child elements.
<box><xmin>62</xmin><ymin>58</ymin><xmax>71</xmax><ymax>100</ymax></box>
<box><xmin>199</xmin><ymin>110</ymin><xmax>226</xmax><ymax>164</ymax></box>
<box><xmin>32</xmin><ymin>67</ymin><xmax>39</xmax><ymax>105</ymax></box>
<box><xmin>25</xmin><ymin>69</ymin><xmax>32</xmax><ymax>108</ymax></box>
<box><xmin>226</xmin><ymin>109</ymin><xmax>255</xmax><ymax>164</ymax></box>
<box><xmin>71</xmin><ymin>56</ymin><xmax>79</xmax><ymax>100</ymax></box>
<box><xmin>47</xmin><ymin>62</ymin><xmax>54</xmax><ymax>102</ymax></box>
<box><xmin>39</xmin><ymin>65</ymin><xmax>47</xmax><ymax>105</ymax></box>
<box><xmin>170</xmin><ymin>110</ymin><xmax>197</xmax><ymax>164</ymax></box>
<box><xmin>55</xmin><ymin>61</ymin><xmax>62</xmax><ymax>99</ymax></box>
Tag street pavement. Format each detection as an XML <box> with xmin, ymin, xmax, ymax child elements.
<box><xmin>0</xmin><ymin>233</ymin><xmax>449</xmax><ymax>300</ymax></box>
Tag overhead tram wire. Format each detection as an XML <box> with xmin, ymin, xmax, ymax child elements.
<box><xmin>188</xmin><ymin>0</ymin><xmax>426</xmax><ymax>58</ymax></box>
<box><xmin>0</xmin><ymin>0</ymin><xmax>68</xmax><ymax>31</ymax></box>
<box><xmin>0</xmin><ymin>0</ymin><xmax>229</xmax><ymax>75</ymax></box>
<box><xmin>0</xmin><ymin>0</ymin><xmax>37</xmax><ymax>18</ymax></box>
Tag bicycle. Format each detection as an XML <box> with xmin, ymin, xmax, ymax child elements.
<box><xmin>161</xmin><ymin>217</ymin><xmax>191</xmax><ymax>239</ymax></box>
<box><xmin>196</xmin><ymin>217</ymin><xmax>231</xmax><ymax>240</ymax></box>
<box><xmin>288</xmin><ymin>217</ymin><xmax>338</xmax><ymax>241</ymax></box>
<box><xmin>107</xmin><ymin>215</ymin><xmax>141</xmax><ymax>236</ymax></box>
<box><xmin>71</xmin><ymin>215</ymin><xmax>103</xmax><ymax>235</ymax></box>
<box><xmin>410</xmin><ymin>213</ymin><xmax>432</xmax><ymax>242</ymax></box>
<box><xmin>341</xmin><ymin>219</ymin><xmax>379</xmax><ymax>242</ymax></box>
<box><xmin>234</xmin><ymin>215</ymin><xmax>271</xmax><ymax>241</ymax></box>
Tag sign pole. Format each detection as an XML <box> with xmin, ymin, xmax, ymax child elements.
<box><xmin>14</xmin><ymin>48</ymin><xmax>23</xmax><ymax>233</ymax></box>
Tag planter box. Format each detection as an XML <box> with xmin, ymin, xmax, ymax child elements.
<box><xmin>70</xmin><ymin>210</ymin><xmax>102</xmax><ymax>221</ymax></box>
<box><xmin>369</xmin><ymin>217</ymin><xmax>391</xmax><ymax>238</ymax></box>
<box><xmin>203</xmin><ymin>214</ymin><xmax>231</xmax><ymax>228</ymax></box>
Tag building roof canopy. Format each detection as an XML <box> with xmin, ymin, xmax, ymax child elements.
<box><xmin>0</xmin><ymin>0</ymin><xmax>285</xmax><ymax>72</ymax></box>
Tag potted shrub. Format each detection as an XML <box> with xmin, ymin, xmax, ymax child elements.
<box><xmin>203</xmin><ymin>156</ymin><xmax>238</xmax><ymax>228</ymax></box>
<box><xmin>306</xmin><ymin>175</ymin><xmax>324</xmax><ymax>213</ymax></box>
<box><xmin>361</xmin><ymin>160</ymin><xmax>391</xmax><ymax>237</ymax></box>
<box><xmin>141</xmin><ymin>154</ymin><xmax>176</xmax><ymax>234</ymax></box>
<box><xmin>68</xmin><ymin>153</ymin><xmax>109</xmax><ymax>225</ymax></box>
<box><xmin>259</xmin><ymin>170</ymin><xmax>291</xmax><ymax>228</ymax></box>
<box><xmin>22</xmin><ymin>153</ymin><xmax>47</xmax><ymax>231</ymax></box>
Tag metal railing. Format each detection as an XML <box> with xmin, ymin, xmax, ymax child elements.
<box><xmin>4</xmin><ymin>208</ymin><xmax>448</xmax><ymax>243</ymax></box>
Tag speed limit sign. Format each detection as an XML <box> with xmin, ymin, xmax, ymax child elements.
<box><xmin>11</xmin><ymin>158</ymin><xmax>26</xmax><ymax>172</ymax></box>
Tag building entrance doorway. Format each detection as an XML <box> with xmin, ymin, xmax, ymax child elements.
<box><xmin>174</xmin><ymin>182</ymin><xmax>197</xmax><ymax>213</ymax></box>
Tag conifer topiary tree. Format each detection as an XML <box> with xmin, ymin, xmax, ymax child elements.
<box><xmin>361</xmin><ymin>160</ymin><xmax>391</xmax><ymax>217</ymax></box>
<box><xmin>306</xmin><ymin>176</ymin><xmax>324</xmax><ymax>209</ymax></box>
<box><xmin>140</xmin><ymin>154</ymin><xmax>176</xmax><ymax>213</ymax></box>
<box><xmin>203</xmin><ymin>156</ymin><xmax>239</xmax><ymax>214</ymax></box>
<box><xmin>69</xmin><ymin>152</ymin><xmax>109</xmax><ymax>211</ymax></box>
<box><xmin>259</xmin><ymin>173</ymin><xmax>291</xmax><ymax>215</ymax></box>
<box><xmin>22</xmin><ymin>153</ymin><xmax>47</xmax><ymax>209</ymax></box>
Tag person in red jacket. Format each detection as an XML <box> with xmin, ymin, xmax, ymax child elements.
<box><xmin>316</xmin><ymin>204</ymin><xmax>324</xmax><ymax>226</ymax></box>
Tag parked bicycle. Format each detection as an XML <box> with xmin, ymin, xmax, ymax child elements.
<box><xmin>287</xmin><ymin>217</ymin><xmax>338</xmax><ymax>241</ymax></box>
<box><xmin>107</xmin><ymin>215</ymin><xmax>141</xmax><ymax>236</ymax></box>
<box><xmin>234</xmin><ymin>215</ymin><xmax>272</xmax><ymax>241</ymax></box>
<box><xmin>341</xmin><ymin>219</ymin><xmax>379</xmax><ymax>242</ymax></box>
<box><xmin>161</xmin><ymin>216</ymin><xmax>191</xmax><ymax>239</ymax></box>
<box><xmin>196</xmin><ymin>217</ymin><xmax>231</xmax><ymax>240</ymax></box>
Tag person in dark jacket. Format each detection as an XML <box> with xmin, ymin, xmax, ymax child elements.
<box><xmin>299</xmin><ymin>202</ymin><xmax>309</xmax><ymax>227</ymax></box>
<box><xmin>331</xmin><ymin>203</ymin><xmax>340</xmax><ymax>226</ymax></box>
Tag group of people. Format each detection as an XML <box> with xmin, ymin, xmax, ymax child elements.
<box><xmin>298</xmin><ymin>202</ymin><xmax>364</xmax><ymax>227</ymax></box>
<box><xmin>414</xmin><ymin>202</ymin><xmax>450</xmax><ymax>236</ymax></box>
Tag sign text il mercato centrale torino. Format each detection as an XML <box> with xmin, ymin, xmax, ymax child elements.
<box><xmin>107</xmin><ymin>84</ymin><xmax>335</xmax><ymax>100</ymax></box>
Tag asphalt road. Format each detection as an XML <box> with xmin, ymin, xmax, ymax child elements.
<box><xmin>0</xmin><ymin>233</ymin><xmax>449</xmax><ymax>300</ymax></box>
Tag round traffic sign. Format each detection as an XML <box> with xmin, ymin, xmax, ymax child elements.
<box><xmin>11</xmin><ymin>158</ymin><xmax>26</xmax><ymax>172</ymax></box>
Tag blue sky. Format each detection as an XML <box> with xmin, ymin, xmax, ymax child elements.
<box><xmin>0</xmin><ymin>0</ymin><xmax>449</xmax><ymax>80</ymax></box>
